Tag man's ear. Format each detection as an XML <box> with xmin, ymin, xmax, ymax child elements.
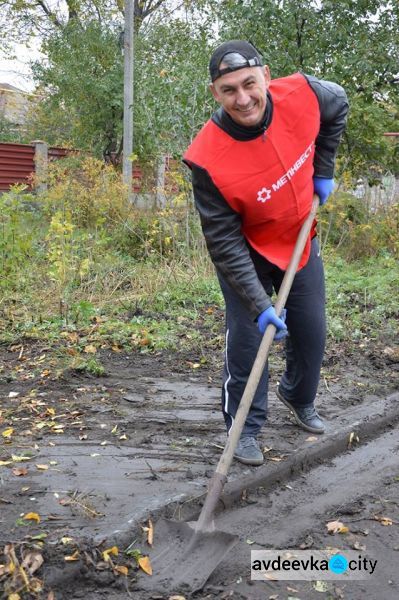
<box><xmin>209</xmin><ymin>82</ymin><xmax>221</xmax><ymax>102</ymax></box>
<box><xmin>263</xmin><ymin>65</ymin><xmax>271</xmax><ymax>88</ymax></box>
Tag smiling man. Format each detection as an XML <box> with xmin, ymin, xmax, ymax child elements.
<box><xmin>183</xmin><ymin>41</ymin><xmax>348</xmax><ymax>466</ymax></box>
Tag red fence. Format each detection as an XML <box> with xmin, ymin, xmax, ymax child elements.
<box><xmin>0</xmin><ymin>141</ymin><xmax>181</xmax><ymax>194</ymax></box>
<box><xmin>0</xmin><ymin>142</ymin><xmax>70</xmax><ymax>192</ymax></box>
<box><xmin>0</xmin><ymin>142</ymin><xmax>35</xmax><ymax>191</ymax></box>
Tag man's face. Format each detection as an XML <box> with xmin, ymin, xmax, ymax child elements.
<box><xmin>210</xmin><ymin>65</ymin><xmax>271</xmax><ymax>127</ymax></box>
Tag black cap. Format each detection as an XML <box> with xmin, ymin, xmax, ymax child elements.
<box><xmin>209</xmin><ymin>40</ymin><xmax>263</xmax><ymax>82</ymax></box>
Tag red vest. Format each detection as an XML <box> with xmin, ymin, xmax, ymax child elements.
<box><xmin>184</xmin><ymin>73</ymin><xmax>320</xmax><ymax>270</ymax></box>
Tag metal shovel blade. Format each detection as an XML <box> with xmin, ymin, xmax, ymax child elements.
<box><xmin>137</xmin><ymin>518</ymin><xmax>238</xmax><ymax>594</ymax></box>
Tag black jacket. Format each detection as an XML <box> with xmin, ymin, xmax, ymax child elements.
<box><xmin>188</xmin><ymin>74</ymin><xmax>349</xmax><ymax>319</ymax></box>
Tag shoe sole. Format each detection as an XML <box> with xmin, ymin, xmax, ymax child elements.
<box><xmin>276</xmin><ymin>387</ymin><xmax>325</xmax><ymax>434</ymax></box>
<box><xmin>234</xmin><ymin>454</ymin><xmax>264</xmax><ymax>466</ymax></box>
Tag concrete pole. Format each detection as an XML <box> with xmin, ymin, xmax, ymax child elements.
<box><xmin>123</xmin><ymin>0</ymin><xmax>134</xmax><ymax>202</ymax></box>
<box><xmin>32</xmin><ymin>140</ymin><xmax>48</xmax><ymax>193</ymax></box>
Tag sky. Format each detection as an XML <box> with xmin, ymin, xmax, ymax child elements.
<box><xmin>0</xmin><ymin>41</ymin><xmax>43</xmax><ymax>92</ymax></box>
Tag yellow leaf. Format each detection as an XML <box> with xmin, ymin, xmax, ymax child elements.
<box><xmin>8</xmin><ymin>593</ymin><xmax>21</xmax><ymax>600</ymax></box>
<box><xmin>119</xmin><ymin>434</ymin><xmax>127</xmax><ymax>440</ymax></box>
<box><xmin>84</xmin><ymin>344</ymin><xmax>97</xmax><ymax>354</ymax></box>
<box><xmin>0</xmin><ymin>460</ymin><xmax>12</xmax><ymax>466</ymax></box>
<box><xmin>24</xmin><ymin>512</ymin><xmax>41</xmax><ymax>523</ymax></box>
<box><xmin>12</xmin><ymin>455</ymin><xmax>32</xmax><ymax>462</ymax></box>
<box><xmin>46</xmin><ymin>408</ymin><xmax>56</xmax><ymax>416</ymax></box>
<box><xmin>61</xmin><ymin>537</ymin><xmax>74</xmax><ymax>545</ymax></box>
<box><xmin>36</xmin><ymin>464</ymin><xmax>49</xmax><ymax>471</ymax></box>
<box><xmin>102</xmin><ymin>546</ymin><xmax>118</xmax><ymax>561</ymax></box>
<box><xmin>375</xmin><ymin>515</ymin><xmax>393</xmax><ymax>526</ymax></box>
<box><xmin>114</xmin><ymin>565</ymin><xmax>129</xmax><ymax>576</ymax></box>
<box><xmin>138</xmin><ymin>555</ymin><xmax>152</xmax><ymax>575</ymax></box>
<box><xmin>326</xmin><ymin>520</ymin><xmax>349</xmax><ymax>534</ymax></box>
<box><xmin>2</xmin><ymin>428</ymin><xmax>14</xmax><ymax>438</ymax></box>
<box><xmin>64</xmin><ymin>550</ymin><xmax>79</xmax><ymax>561</ymax></box>
<box><xmin>147</xmin><ymin>519</ymin><xmax>154</xmax><ymax>546</ymax></box>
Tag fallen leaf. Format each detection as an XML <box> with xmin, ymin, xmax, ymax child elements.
<box><xmin>24</xmin><ymin>512</ymin><xmax>41</xmax><ymax>524</ymax></box>
<box><xmin>8</xmin><ymin>392</ymin><xmax>19</xmax><ymax>398</ymax></box>
<box><xmin>61</xmin><ymin>537</ymin><xmax>74</xmax><ymax>545</ymax></box>
<box><xmin>374</xmin><ymin>515</ymin><xmax>393</xmax><ymax>526</ymax></box>
<box><xmin>2</xmin><ymin>427</ymin><xmax>14</xmax><ymax>438</ymax></box>
<box><xmin>12</xmin><ymin>467</ymin><xmax>28</xmax><ymax>476</ymax></box>
<box><xmin>305</xmin><ymin>436</ymin><xmax>318</xmax><ymax>442</ymax></box>
<box><xmin>21</xmin><ymin>551</ymin><xmax>44</xmax><ymax>575</ymax></box>
<box><xmin>36</xmin><ymin>464</ymin><xmax>49</xmax><ymax>471</ymax></box>
<box><xmin>0</xmin><ymin>460</ymin><xmax>12</xmax><ymax>466</ymax></box>
<box><xmin>84</xmin><ymin>344</ymin><xmax>97</xmax><ymax>354</ymax></box>
<box><xmin>348</xmin><ymin>431</ymin><xmax>360</xmax><ymax>448</ymax></box>
<box><xmin>147</xmin><ymin>519</ymin><xmax>154</xmax><ymax>546</ymax></box>
<box><xmin>102</xmin><ymin>546</ymin><xmax>118</xmax><ymax>561</ymax></box>
<box><xmin>313</xmin><ymin>580</ymin><xmax>329</xmax><ymax>592</ymax></box>
<box><xmin>8</xmin><ymin>593</ymin><xmax>21</xmax><ymax>600</ymax></box>
<box><xmin>119</xmin><ymin>434</ymin><xmax>127</xmax><ymax>440</ymax></box>
<box><xmin>12</xmin><ymin>455</ymin><xmax>32</xmax><ymax>462</ymax></box>
<box><xmin>326</xmin><ymin>520</ymin><xmax>349</xmax><ymax>534</ymax></box>
<box><xmin>352</xmin><ymin>541</ymin><xmax>366</xmax><ymax>551</ymax></box>
<box><xmin>138</xmin><ymin>555</ymin><xmax>152</xmax><ymax>575</ymax></box>
<box><xmin>64</xmin><ymin>550</ymin><xmax>80</xmax><ymax>561</ymax></box>
<box><xmin>287</xmin><ymin>587</ymin><xmax>299</xmax><ymax>592</ymax></box>
<box><xmin>168</xmin><ymin>596</ymin><xmax>187</xmax><ymax>600</ymax></box>
<box><xmin>114</xmin><ymin>565</ymin><xmax>129</xmax><ymax>576</ymax></box>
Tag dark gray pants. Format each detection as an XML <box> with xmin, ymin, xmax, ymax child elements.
<box><xmin>218</xmin><ymin>238</ymin><xmax>326</xmax><ymax>437</ymax></box>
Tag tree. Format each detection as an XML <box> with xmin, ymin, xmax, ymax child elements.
<box><xmin>215</xmin><ymin>0</ymin><xmax>399</xmax><ymax>180</ymax></box>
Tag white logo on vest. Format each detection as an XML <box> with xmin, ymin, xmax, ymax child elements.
<box><xmin>256</xmin><ymin>142</ymin><xmax>314</xmax><ymax>203</ymax></box>
<box><xmin>257</xmin><ymin>187</ymin><xmax>271</xmax><ymax>203</ymax></box>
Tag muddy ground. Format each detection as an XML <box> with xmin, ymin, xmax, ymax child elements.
<box><xmin>1</xmin><ymin>335</ymin><xmax>398</xmax><ymax>600</ymax></box>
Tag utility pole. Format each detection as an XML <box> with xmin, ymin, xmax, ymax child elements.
<box><xmin>123</xmin><ymin>0</ymin><xmax>134</xmax><ymax>201</ymax></box>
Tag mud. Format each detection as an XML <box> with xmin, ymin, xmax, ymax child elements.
<box><xmin>0</xmin><ymin>340</ymin><xmax>398</xmax><ymax>599</ymax></box>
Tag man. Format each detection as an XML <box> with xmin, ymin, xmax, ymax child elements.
<box><xmin>183</xmin><ymin>40</ymin><xmax>348</xmax><ymax>466</ymax></box>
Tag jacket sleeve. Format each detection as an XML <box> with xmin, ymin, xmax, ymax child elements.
<box><xmin>305</xmin><ymin>74</ymin><xmax>349</xmax><ymax>178</ymax></box>
<box><xmin>189</xmin><ymin>164</ymin><xmax>272</xmax><ymax>320</ymax></box>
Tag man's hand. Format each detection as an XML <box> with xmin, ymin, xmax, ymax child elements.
<box><xmin>313</xmin><ymin>177</ymin><xmax>334</xmax><ymax>205</ymax></box>
<box><xmin>257</xmin><ymin>307</ymin><xmax>287</xmax><ymax>340</ymax></box>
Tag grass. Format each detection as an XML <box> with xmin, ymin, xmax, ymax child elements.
<box><xmin>0</xmin><ymin>181</ymin><xmax>397</xmax><ymax>376</ymax></box>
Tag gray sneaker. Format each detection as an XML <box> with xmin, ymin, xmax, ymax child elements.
<box><xmin>234</xmin><ymin>436</ymin><xmax>264</xmax><ymax>466</ymax></box>
<box><xmin>276</xmin><ymin>385</ymin><xmax>325</xmax><ymax>434</ymax></box>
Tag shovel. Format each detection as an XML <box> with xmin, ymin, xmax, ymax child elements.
<box><xmin>139</xmin><ymin>195</ymin><xmax>320</xmax><ymax>594</ymax></box>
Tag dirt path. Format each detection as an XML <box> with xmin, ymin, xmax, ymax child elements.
<box><xmin>1</xmin><ymin>341</ymin><xmax>398</xmax><ymax>599</ymax></box>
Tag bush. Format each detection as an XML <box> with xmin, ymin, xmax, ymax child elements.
<box><xmin>319</xmin><ymin>190</ymin><xmax>398</xmax><ymax>259</ymax></box>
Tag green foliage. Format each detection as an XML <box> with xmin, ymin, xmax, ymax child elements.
<box><xmin>0</xmin><ymin>186</ymin><xmax>40</xmax><ymax>282</ymax></box>
<box><xmin>325</xmin><ymin>253</ymin><xmax>398</xmax><ymax>342</ymax></box>
<box><xmin>72</xmin><ymin>356</ymin><xmax>106</xmax><ymax>376</ymax></box>
<box><xmin>134</xmin><ymin>20</ymin><xmax>214</xmax><ymax>157</ymax></box>
<box><xmin>319</xmin><ymin>191</ymin><xmax>399</xmax><ymax>260</ymax></box>
<box><xmin>30</xmin><ymin>20</ymin><xmax>124</xmax><ymax>156</ymax></box>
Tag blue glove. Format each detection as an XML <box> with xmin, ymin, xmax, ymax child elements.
<box><xmin>257</xmin><ymin>307</ymin><xmax>287</xmax><ymax>340</ymax></box>
<box><xmin>313</xmin><ymin>177</ymin><xmax>334</xmax><ymax>205</ymax></box>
